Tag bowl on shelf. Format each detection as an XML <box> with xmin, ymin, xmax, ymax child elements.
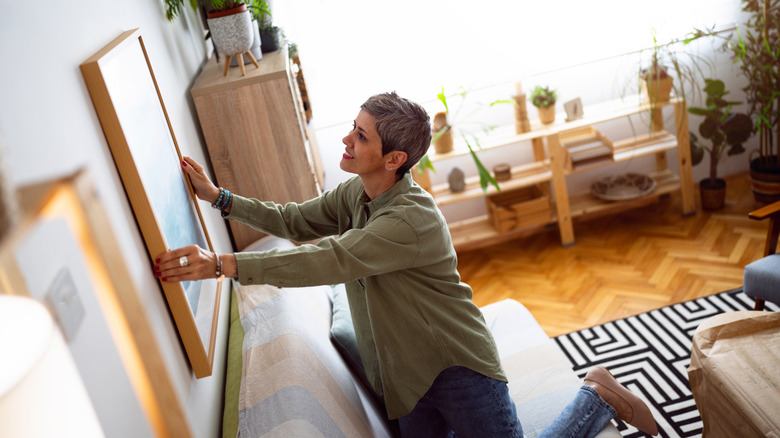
<box><xmin>590</xmin><ymin>173</ymin><xmax>657</xmax><ymax>201</ymax></box>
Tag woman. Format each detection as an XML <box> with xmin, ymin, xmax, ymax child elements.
<box><xmin>155</xmin><ymin>92</ymin><xmax>657</xmax><ymax>437</ymax></box>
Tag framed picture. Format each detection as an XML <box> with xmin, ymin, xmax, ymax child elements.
<box><xmin>564</xmin><ymin>98</ymin><xmax>584</xmax><ymax>122</ymax></box>
<box><xmin>80</xmin><ymin>28</ymin><xmax>221</xmax><ymax>378</ymax></box>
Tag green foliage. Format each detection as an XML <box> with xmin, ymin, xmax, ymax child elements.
<box><xmin>529</xmin><ymin>85</ymin><xmax>557</xmax><ymax>108</ymax></box>
<box><xmin>688</xmin><ymin>79</ymin><xmax>752</xmax><ymax>182</ymax></box>
<box><xmin>724</xmin><ymin>0</ymin><xmax>780</xmax><ymax>163</ymax></box>
<box><xmin>636</xmin><ymin>28</ymin><xmax>719</xmax><ymax>105</ymax></box>
<box><xmin>165</xmin><ymin>0</ymin><xmax>270</xmax><ymax>22</ymax></box>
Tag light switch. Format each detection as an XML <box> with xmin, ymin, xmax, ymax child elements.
<box><xmin>45</xmin><ymin>268</ymin><xmax>85</xmax><ymax>343</ymax></box>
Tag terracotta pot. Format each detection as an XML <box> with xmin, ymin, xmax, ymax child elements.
<box><xmin>207</xmin><ymin>4</ymin><xmax>246</xmax><ymax>18</ymax></box>
<box><xmin>641</xmin><ymin>76</ymin><xmax>673</xmax><ymax>105</ymax></box>
<box><xmin>536</xmin><ymin>105</ymin><xmax>555</xmax><ymax>124</ymax></box>
<box><xmin>207</xmin><ymin>8</ymin><xmax>254</xmax><ymax>57</ymax></box>
<box><xmin>699</xmin><ymin>178</ymin><xmax>726</xmax><ymax>210</ymax></box>
<box><xmin>749</xmin><ymin>156</ymin><xmax>780</xmax><ymax>204</ymax></box>
<box><xmin>432</xmin><ymin>112</ymin><xmax>453</xmax><ymax>154</ymax></box>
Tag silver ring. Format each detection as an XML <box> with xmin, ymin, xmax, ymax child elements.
<box><xmin>179</xmin><ymin>256</ymin><xmax>189</xmax><ymax>267</ymax></box>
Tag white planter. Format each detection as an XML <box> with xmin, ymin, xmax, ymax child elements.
<box><xmin>231</xmin><ymin>21</ymin><xmax>262</xmax><ymax>67</ymax></box>
<box><xmin>207</xmin><ymin>10</ymin><xmax>254</xmax><ymax>57</ymax></box>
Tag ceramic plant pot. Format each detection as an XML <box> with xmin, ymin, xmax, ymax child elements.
<box><xmin>260</xmin><ymin>27</ymin><xmax>280</xmax><ymax>53</ymax></box>
<box><xmin>207</xmin><ymin>8</ymin><xmax>254</xmax><ymax>57</ymax></box>
<box><xmin>749</xmin><ymin>156</ymin><xmax>780</xmax><ymax>204</ymax></box>
<box><xmin>699</xmin><ymin>178</ymin><xmax>726</xmax><ymax>210</ymax></box>
<box><xmin>641</xmin><ymin>76</ymin><xmax>673</xmax><ymax>105</ymax></box>
<box><xmin>230</xmin><ymin>21</ymin><xmax>263</xmax><ymax>67</ymax></box>
<box><xmin>432</xmin><ymin>112</ymin><xmax>454</xmax><ymax>154</ymax></box>
<box><xmin>536</xmin><ymin>105</ymin><xmax>555</xmax><ymax>124</ymax></box>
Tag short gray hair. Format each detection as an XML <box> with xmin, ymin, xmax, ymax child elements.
<box><xmin>360</xmin><ymin>92</ymin><xmax>431</xmax><ymax>175</ymax></box>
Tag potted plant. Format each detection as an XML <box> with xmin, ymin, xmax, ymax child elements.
<box><xmin>688</xmin><ymin>79</ymin><xmax>752</xmax><ymax>210</ymax></box>
<box><xmin>529</xmin><ymin>85</ymin><xmax>557</xmax><ymax>124</ymax></box>
<box><xmin>258</xmin><ymin>22</ymin><xmax>285</xmax><ymax>53</ymax></box>
<box><xmin>165</xmin><ymin>0</ymin><xmax>269</xmax><ymax>22</ymax></box>
<box><xmin>418</xmin><ymin>87</ymin><xmax>504</xmax><ymax>193</ymax></box>
<box><xmin>165</xmin><ymin>0</ymin><xmax>270</xmax><ymax>66</ymax></box>
<box><xmin>724</xmin><ymin>0</ymin><xmax>780</xmax><ymax>203</ymax></box>
<box><xmin>635</xmin><ymin>29</ymin><xmax>718</xmax><ymax>107</ymax></box>
<box><xmin>640</xmin><ymin>46</ymin><xmax>673</xmax><ymax>105</ymax></box>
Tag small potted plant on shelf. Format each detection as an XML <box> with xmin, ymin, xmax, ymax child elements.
<box><xmin>688</xmin><ymin>79</ymin><xmax>752</xmax><ymax>210</ymax></box>
<box><xmin>635</xmin><ymin>29</ymin><xmax>717</xmax><ymax>106</ymax></box>
<box><xmin>723</xmin><ymin>0</ymin><xmax>780</xmax><ymax>203</ymax></box>
<box><xmin>529</xmin><ymin>85</ymin><xmax>557</xmax><ymax>124</ymax></box>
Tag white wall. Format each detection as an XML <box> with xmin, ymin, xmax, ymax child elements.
<box><xmin>0</xmin><ymin>2</ymin><xmax>231</xmax><ymax>437</ymax></box>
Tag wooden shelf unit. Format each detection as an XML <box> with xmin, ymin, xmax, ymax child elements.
<box><xmin>191</xmin><ymin>47</ymin><xmax>323</xmax><ymax>251</ymax></box>
<box><xmin>415</xmin><ymin>96</ymin><xmax>696</xmax><ymax>251</ymax></box>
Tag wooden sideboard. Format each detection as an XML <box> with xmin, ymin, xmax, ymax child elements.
<box><xmin>413</xmin><ymin>96</ymin><xmax>696</xmax><ymax>251</ymax></box>
<box><xmin>191</xmin><ymin>47</ymin><xmax>323</xmax><ymax>251</ymax></box>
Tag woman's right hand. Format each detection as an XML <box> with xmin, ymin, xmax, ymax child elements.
<box><xmin>181</xmin><ymin>156</ymin><xmax>220</xmax><ymax>204</ymax></box>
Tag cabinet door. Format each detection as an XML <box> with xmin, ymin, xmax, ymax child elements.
<box><xmin>192</xmin><ymin>50</ymin><xmax>322</xmax><ymax>250</ymax></box>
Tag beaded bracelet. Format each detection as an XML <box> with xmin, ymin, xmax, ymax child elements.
<box><xmin>211</xmin><ymin>187</ymin><xmax>232</xmax><ymax>211</ymax></box>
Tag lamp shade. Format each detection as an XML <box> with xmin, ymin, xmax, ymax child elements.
<box><xmin>0</xmin><ymin>295</ymin><xmax>104</xmax><ymax>437</ymax></box>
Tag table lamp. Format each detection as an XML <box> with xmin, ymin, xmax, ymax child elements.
<box><xmin>0</xmin><ymin>295</ymin><xmax>104</xmax><ymax>437</ymax></box>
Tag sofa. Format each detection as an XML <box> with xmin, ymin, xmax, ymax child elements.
<box><xmin>222</xmin><ymin>236</ymin><xmax>621</xmax><ymax>437</ymax></box>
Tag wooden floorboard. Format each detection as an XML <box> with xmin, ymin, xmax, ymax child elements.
<box><xmin>457</xmin><ymin>172</ymin><xmax>770</xmax><ymax>337</ymax></box>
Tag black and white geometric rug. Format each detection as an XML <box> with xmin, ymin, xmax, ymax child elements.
<box><xmin>553</xmin><ymin>289</ymin><xmax>779</xmax><ymax>438</ymax></box>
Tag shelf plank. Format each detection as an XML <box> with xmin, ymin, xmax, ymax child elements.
<box><xmin>447</xmin><ymin>170</ymin><xmax>681</xmax><ymax>251</ymax></box>
<box><xmin>612</xmin><ymin>130</ymin><xmax>678</xmax><ymax>162</ymax></box>
<box><xmin>449</xmin><ymin>215</ymin><xmax>554</xmax><ymax>252</ymax></box>
<box><xmin>428</xmin><ymin>95</ymin><xmax>682</xmax><ymax>164</ymax></box>
<box><xmin>568</xmin><ymin>170</ymin><xmax>680</xmax><ymax>219</ymax></box>
<box><xmin>433</xmin><ymin>160</ymin><xmax>552</xmax><ymax>206</ymax></box>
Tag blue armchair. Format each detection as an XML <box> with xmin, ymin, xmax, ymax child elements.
<box><xmin>743</xmin><ymin>200</ymin><xmax>780</xmax><ymax>310</ymax></box>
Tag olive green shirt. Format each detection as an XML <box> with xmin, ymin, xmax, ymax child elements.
<box><xmin>228</xmin><ymin>173</ymin><xmax>506</xmax><ymax>419</ymax></box>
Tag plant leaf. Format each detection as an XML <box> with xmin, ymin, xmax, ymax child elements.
<box><xmin>464</xmin><ymin>138</ymin><xmax>499</xmax><ymax>193</ymax></box>
<box><xmin>418</xmin><ymin>155</ymin><xmax>435</xmax><ymax>173</ymax></box>
<box><xmin>436</xmin><ymin>87</ymin><xmax>448</xmax><ymax>113</ymax></box>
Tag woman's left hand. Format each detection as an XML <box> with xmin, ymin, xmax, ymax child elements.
<box><xmin>154</xmin><ymin>245</ymin><xmax>217</xmax><ymax>282</ymax></box>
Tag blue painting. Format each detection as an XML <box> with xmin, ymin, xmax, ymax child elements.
<box><xmin>101</xmin><ymin>40</ymin><xmax>208</xmax><ymax>314</ymax></box>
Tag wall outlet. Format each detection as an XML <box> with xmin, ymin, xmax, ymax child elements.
<box><xmin>45</xmin><ymin>268</ymin><xmax>85</xmax><ymax>343</ymax></box>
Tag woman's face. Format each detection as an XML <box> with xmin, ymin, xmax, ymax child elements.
<box><xmin>340</xmin><ymin>110</ymin><xmax>387</xmax><ymax>177</ymax></box>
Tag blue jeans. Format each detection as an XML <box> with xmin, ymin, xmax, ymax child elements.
<box><xmin>398</xmin><ymin>366</ymin><xmax>616</xmax><ymax>438</ymax></box>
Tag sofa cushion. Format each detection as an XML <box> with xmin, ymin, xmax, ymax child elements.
<box><xmin>235</xmin><ymin>281</ymin><xmax>393</xmax><ymax>437</ymax></box>
<box><xmin>233</xmin><ymin>236</ymin><xmax>393</xmax><ymax>438</ymax></box>
<box><xmin>330</xmin><ymin>283</ymin><xmax>386</xmax><ymax>406</ymax></box>
<box><xmin>481</xmin><ymin>299</ymin><xmax>621</xmax><ymax>438</ymax></box>
<box><xmin>744</xmin><ymin>253</ymin><xmax>780</xmax><ymax>306</ymax></box>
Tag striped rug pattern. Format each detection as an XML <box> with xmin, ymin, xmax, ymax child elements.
<box><xmin>553</xmin><ymin>289</ymin><xmax>779</xmax><ymax>437</ymax></box>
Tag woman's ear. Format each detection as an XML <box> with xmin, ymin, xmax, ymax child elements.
<box><xmin>384</xmin><ymin>151</ymin><xmax>408</xmax><ymax>172</ymax></box>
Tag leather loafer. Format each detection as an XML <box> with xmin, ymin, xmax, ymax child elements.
<box><xmin>584</xmin><ymin>366</ymin><xmax>658</xmax><ymax>436</ymax></box>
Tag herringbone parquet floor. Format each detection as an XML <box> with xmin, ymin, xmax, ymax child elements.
<box><xmin>458</xmin><ymin>172</ymin><xmax>771</xmax><ymax>337</ymax></box>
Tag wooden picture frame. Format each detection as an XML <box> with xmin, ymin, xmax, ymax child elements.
<box><xmin>564</xmin><ymin>97</ymin><xmax>584</xmax><ymax>122</ymax></box>
<box><xmin>80</xmin><ymin>28</ymin><xmax>221</xmax><ymax>378</ymax></box>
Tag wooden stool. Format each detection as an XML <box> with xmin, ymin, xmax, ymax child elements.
<box><xmin>223</xmin><ymin>51</ymin><xmax>259</xmax><ymax>77</ymax></box>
